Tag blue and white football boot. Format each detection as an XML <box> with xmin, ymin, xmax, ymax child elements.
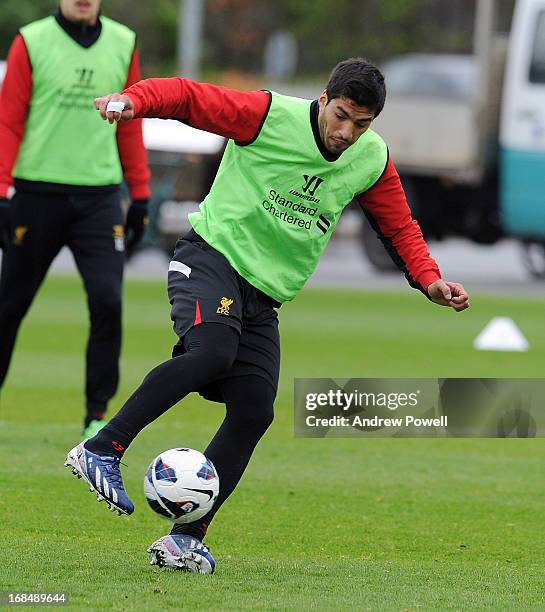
<box><xmin>64</xmin><ymin>441</ymin><xmax>134</xmax><ymax>516</ymax></box>
<box><xmin>147</xmin><ymin>535</ymin><xmax>216</xmax><ymax>574</ymax></box>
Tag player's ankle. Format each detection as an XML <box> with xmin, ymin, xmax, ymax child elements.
<box><xmin>170</xmin><ymin>522</ymin><xmax>208</xmax><ymax>542</ymax></box>
<box><xmin>84</xmin><ymin>401</ymin><xmax>107</xmax><ymax>428</ymax></box>
<box><xmin>84</xmin><ymin>424</ymin><xmax>130</xmax><ymax>458</ymax></box>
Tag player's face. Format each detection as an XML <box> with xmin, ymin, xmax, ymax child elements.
<box><xmin>317</xmin><ymin>93</ymin><xmax>375</xmax><ymax>154</ymax></box>
<box><xmin>60</xmin><ymin>0</ymin><xmax>102</xmax><ymax>25</ymax></box>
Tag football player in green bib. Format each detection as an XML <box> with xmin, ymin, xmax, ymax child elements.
<box><xmin>0</xmin><ymin>0</ymin><xmax>151</xmax><ymax>438</ymax></box>
<box><xmin>66</xmin><ymin>58</ymin><xmax>469</xmax><ymax>574</ymax></box>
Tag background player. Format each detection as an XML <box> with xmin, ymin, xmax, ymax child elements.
<box><xmin>0</xmin><ymin>0</ymin><xmax>151</xmax><ymax>438</ymax></box>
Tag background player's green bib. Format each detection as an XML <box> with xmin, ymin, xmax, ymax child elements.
<box><xmin>14</xmin><ymin>16</ymin><xmax>135</xmax><ymax>187</ymax></box>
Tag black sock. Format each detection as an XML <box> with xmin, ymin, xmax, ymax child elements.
<box><xmin>84</xmin><ymin>324</ymin><xmax>239</xmax><ymax>457</ymax></box>
<box><xmin>84</xmin><ymin>423</ymin><xmax>131</xmax><ymax>458</ymax></box>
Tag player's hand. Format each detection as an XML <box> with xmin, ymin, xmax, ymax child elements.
<box><xmin>0</xmin><ymin>199</ymin><xmax>11</xmax><ymax>251</ymax></box>
<box><xmin>94</xmin><ymin>93</ymin><xmax>135</xmax><ymax>124</ymax></box>
<box><xmin>125</xmin><ymin>200</ymin><xmax>149</xmax><ymax>256</ymax></box>
<box><xmin>427</xmin><ymin>280</ymin><xmax>469</xmax><ymax>312</ymax></box>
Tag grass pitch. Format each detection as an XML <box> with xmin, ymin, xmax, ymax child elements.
<box><xmin>1</xmin><ymin>276</ymin><xmax>545</xmax><ymax>610</ymax></box>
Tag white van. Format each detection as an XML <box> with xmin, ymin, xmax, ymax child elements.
<box><xmin>500</xmin><ymin>0</ymin><xmax>545</xmax><ymax>246</ymax></box>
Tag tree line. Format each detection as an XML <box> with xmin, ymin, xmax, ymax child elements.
<box><xmin>0</xmin><ymin>0</ymin><xmax>515</xmax><ymax>79</ymax></box>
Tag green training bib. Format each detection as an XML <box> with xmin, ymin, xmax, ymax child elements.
<box><xmin>189</xmin><ymin>92</ymin><xmax>387</xmax><ymax>302</ymax></box>
<box><xmin>14</xmin><ymin>16</ymin><xmax>135</xmax><ymax>186</ymax></box>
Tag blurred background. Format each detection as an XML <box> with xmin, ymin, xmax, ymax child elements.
<box><xmin>0</xmin><ymin>0</ymin><xmax>516</xmax><ymax>79</ymax></box>
<box><xmin>2</xmin><ymin>0</ymin><xmax>545</xmax><ymax>294</ymax></box>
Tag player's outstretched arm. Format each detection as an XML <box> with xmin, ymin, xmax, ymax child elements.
<box><xmin>427</xmin><ymin>280</ymin><xmax>469</xmax><ymax>312</ymax></box>
<box><xmin>105</xmin><ymin>78</ymin><xmax>269</xmax><ymax>142</ymax></box>
<box><xmin>94</xmin><ymin>93</ymin><xmax>135</xmax><ymax>124</ymax></box>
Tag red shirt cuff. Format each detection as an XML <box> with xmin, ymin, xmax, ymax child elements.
<box><xmin>418</xmin><ymin>272</ymin><xmax>442</xmax><ymax>295</ymax></box>
<box><xmin>126</xmin><ymin>93</ymin><xmax>143</xmax><ymax>118</ymax></box>
<box><xmin>129</xmin><ymin>182</ymin><xmax>151</xmax><ymax>200</ymax></box>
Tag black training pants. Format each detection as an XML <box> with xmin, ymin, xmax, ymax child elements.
<box><xmin>0</xmin><ymin>189</ymin><xmax>125</xmax><ymax>410</ymax></box>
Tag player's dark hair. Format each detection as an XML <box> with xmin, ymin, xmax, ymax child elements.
<box><xmin>326</xmin><ymin>58</ymin><xmax>386</xmax><ymax>117</ymax></box>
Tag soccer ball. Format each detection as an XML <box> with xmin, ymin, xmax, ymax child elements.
<box><xmin>144</xmin><ymin>448</ymin><xmax>219</xmax><ymax>524</ymax></box>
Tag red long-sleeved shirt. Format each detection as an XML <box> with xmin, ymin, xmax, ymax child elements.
<box><xmin>0</xmin><ymin>33</ymin><xmax>151</xmax><ymax>200</ymax></box>
<box><xmin>125</xmin><ymin>77</ymin><xmax>441</xmax><ymax>293</ymax></box>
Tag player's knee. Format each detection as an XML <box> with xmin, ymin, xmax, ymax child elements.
<box><xmin>234</xmin><ymin>400</ymin><xmax>274</xmax><ymax>435</ymax></box>
<box><xmin>224</xmin><ymin>375</ymin><xmax>276</xmax><ymax>438</ymax></box>
<box><xmin>254</xmin><ymin>402</ymin><xmax>275</xmax><ymax>433</ymax></box>
<box><xmin>230</xmin><ymin>380</ymin><xmax>275</xmax><ymax>434</ymax></box>
<box><xmin>88</xmin><ymin>287</ymin><xmax>122</xmax><ymax>320</ymax></box>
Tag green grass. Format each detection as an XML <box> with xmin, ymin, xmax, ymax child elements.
<box><xmin>1</xmin><ymin>276</ymin><xmax>545</xmax><ymax>610</ymax></box>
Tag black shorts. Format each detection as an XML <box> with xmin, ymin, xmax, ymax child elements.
<box><xmin>167</xmin><ymin>230</ymin><xmax>281</xmax><ymax>401</ymax></box>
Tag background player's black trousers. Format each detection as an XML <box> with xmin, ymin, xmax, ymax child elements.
<box><xmin>0</xmin><ymin>189</ymin><xmax>125</xmax><ymax>416</ymax></box>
